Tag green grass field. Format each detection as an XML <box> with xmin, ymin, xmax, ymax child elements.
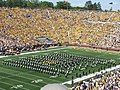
<box><xmin>0</xmin><ymin>47</ymin><xmax>120</xmax><ymax>90</ymax></box>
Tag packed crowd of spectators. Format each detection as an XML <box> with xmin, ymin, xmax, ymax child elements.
<box><xmin>0</xmin><ymin>7</ymin><xmax>120</xmax><ymax>54</ymax></box>
<box><xmin>72</xmin><ymin>69</ymin><xmax>120</xmax><ymax>90</ymax></box>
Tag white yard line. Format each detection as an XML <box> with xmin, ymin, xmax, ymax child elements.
<box><xmin>0</xmin><ymin>81</ymin><xmax>29</xmax><ymax>90</ymax></box>
<box><xmin>0</xmin><ymin>87</ymin><xmax>6</xmax><ymax>90</ymax></box>
<box><xmin>0</xmin><ymin>67</ymin><xmax>60</xmax><ymax>83</ymax></box>
<box><xmin>62</xmin><ymin>65</ymin><xmax>120</xmax><ymax>85</ymax></box>
<box><xmin>0</xmin><ymin>71</ymin><xmax>34</xmax><ymax>81</ymax></box>
<box><xmin>0</xmin><ymin>75</ymin><xmax>40</xmax><ymax>88</ymax></box>
<box><xmin>0</xmin><ymin>47</ymin><xmax>70</xmax><ymax>59</ymax></box>
<box><xmin>0</xmin><ymin>75</ymin><xmax>13</xmax><ymax>80</ymax></box>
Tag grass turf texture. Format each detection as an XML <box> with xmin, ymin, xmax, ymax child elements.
<box><xmin>0</xmin><ymin>47</ymin><xmax>120</xmax><ymax>90</ymax></box>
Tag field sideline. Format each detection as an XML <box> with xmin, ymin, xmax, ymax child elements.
<box><xmin>0</xmin><ymin>47</ymin><xmax>70</xmax><ymax>59</ymax></box>
<box><xmin>0</xmin><ymin>46</ymin><xmax>120</xmax><ymax>90</ymax></box>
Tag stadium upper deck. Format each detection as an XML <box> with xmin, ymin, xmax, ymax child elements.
<box><xmin>0</xmin><ymin>7</ymin><xmax>120</xmax><ymax>54</ymax></box>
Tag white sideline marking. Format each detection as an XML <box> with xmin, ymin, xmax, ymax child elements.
<box><xmin>0</xmin><ymin>47</ymin><xmax>70</xmax><ymax>59</ymax></box>
<box><xmin>62</xmin><ymin>65</ymin><xmax>120</xmax><ymax>85</ymax></box>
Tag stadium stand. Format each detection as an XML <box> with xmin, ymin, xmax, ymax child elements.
<box><xmin>0</xmin><ymin>7</ymin><xmax>120</xmax><ymax>55</ymax></box>
<box><xmin>72</xmin><ymin>69</ymin><xmax>120</xmax><ymax>90</ymax></box>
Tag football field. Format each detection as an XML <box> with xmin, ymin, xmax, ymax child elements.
<box><xmin>0</xmin><ymin>47</ymin><xmax>120</xmax><ymax>90</ymax></box>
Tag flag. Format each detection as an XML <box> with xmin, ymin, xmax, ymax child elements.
<box><xmin>109</xmin><ymin>2</ymin><xmax>113</xmax><ymax>4</ymax></box>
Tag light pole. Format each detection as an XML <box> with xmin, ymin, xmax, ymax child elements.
<box><xmin>109</xmin><ymin>2</ymin><xmax>113</xmax><ymax>11</ymax></box>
